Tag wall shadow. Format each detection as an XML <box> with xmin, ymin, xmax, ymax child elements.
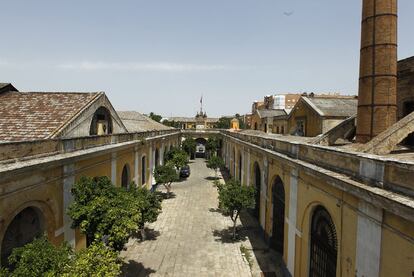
<box><xmin>239</xmin><ymin>211</ymin><xmax>289</xmax><ymax>277</ymax></box>
<box><xmin>121</xmin><ymin>260</ymin><xmax>156</xmax><ymax>277</ymax></box>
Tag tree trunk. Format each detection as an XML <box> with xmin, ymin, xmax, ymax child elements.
<box><xmin>140</xmin><ymin>226</ymin><xmax>146</xmax><ymax>241</ymax></box>
<box><xmin>232</xmin><ymin>211</ymin><xmax>240</xmax><ymax>240</ymax></box>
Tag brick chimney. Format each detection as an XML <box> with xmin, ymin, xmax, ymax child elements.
<box><xmin>356</xmin><ymin>0</ymin><xmax>398</xmax><ymax>143</ymax></box>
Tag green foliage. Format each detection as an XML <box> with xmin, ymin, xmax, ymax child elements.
<box><xmin>217</xmin><ymin>115</ymin><xmax>246</xmax><ymax>129</ymax></box>
<box><xmin>64</xmin><ymin>242</ymin><xmax>121</xmax><ymax>277</ymax></box>
<box><xmin>129</xmin><ymin>186</ymin><xmax>162</xmax><ymax>230</ymax></box>
<box><xmin>0</xmin><ymin>237</ymin><xmax>121</xmax><ymax>277</ymax></box>
<box><xmin>67</xmin><ymin>176</ymin><xmax>141</xmax><ymax>251</ymax></box>
<box><xmin>206</xmin><ymin>136</ymin><xmax>221</xmax><ymax>156</ymax></box>
<box><xmin>217</xmin><ymin>117</ymin><xmax>231</xmax><ymax>129</ymax></box>
<box><xmin>154</xmin><ymin>164</ymin><xmax>179</xmax><ymax>195</ymax></box>
<box><xmin>3</xmin><ymin>236</ymin><xmax>73</xmax><ymax>277</ymax></box>
<box><xmin>162</xmin><ymin>120</ymin><xmax>181</xmax><ymax>128</ymax></box>
<box><xmin>149</xmin><ymin>112</ymin><xmax>162</xmax><ymax>122</ymax></box>
<box><xmin>182</xmin><ymin>137</ymin><xmax>196</xmax><ymax>157</ymax></box>
<box><xmin>167</xmin><ymin>150</ymin><xmax>188</xmax><ymax>170</ymax></box>
<box><xmin>206</xmin><ymin>156</ymin><xmax>225</xmax><ymax>177</ymax></box>
<box><xmin>215</xmin><ymin>179</ymin><xmax>255</xmax><ymax>239</ymax></box>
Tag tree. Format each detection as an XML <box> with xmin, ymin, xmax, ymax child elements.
<box><xmin>154</xmin><ymin>164</ymin><xmax>178</xmax><ymax>197</ymax></box>
<box><xmin>206</xmin><ymin>136</ymin><xmax>221</xmax><ymax>157</ymax></box>
<box><xmin>1</xmin><ymin>236</ymin><xmax>72</xmax><ymax>276</ymax></box>
<box><xmin>165</xmin><ymin>147</ymin><xmax>188</xmax><ymax>170</ymax></box>
<box><xmin>64</xmin><ymin>242</ymin><xmax>121</xmax><ymax>277</ymax></box>
<box><xmin>207</xmin><ymin>156</ymin><xmax>225</xmax><ymax>178</ymax></box>
<box><xmin>0</xmin><ymin>237</ymin><xmax>121</xmax><ymax>277</ymax></box>
<box><xmin>217</xmin><ymin>115</ymin><xmax>246</xmax><ymax>129</ymax></box>
<box><xmin>129</xmin><ymin>186</ymin><xmax>162</xmax><ymax>240</ymax></box>
<box><xmin>149</xmin><ymin>112</ymin><xmax>162</xmax><ymax>123</ymax></box>
<box><xmin>217</xmin><ymin>117</ymin><xmax>231</xmax><ymax>129</ymax></box>
<box><xmin>215</xmin><ymin>179</ymin><xmax>256</xmax><ymax>239</ymax></box>
<box><xmin>182</xmin><ymin>137</ymin><xmax>196</xmax><ymax>159</ymax></box>
<box><xmin>67</xmin><ymin>176</ymin><xmax>141</xmax><ymax>251</ymax></box>
<box><xmin>162</xmin><ymin>119</ymin><xmax>181</xmax><ymax>128</ymax></box>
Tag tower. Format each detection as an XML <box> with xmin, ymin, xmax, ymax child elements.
<box><xmin>356</xmin><ymin>0</ymin><xmax>398</xmax><ymax>143</ymax></box>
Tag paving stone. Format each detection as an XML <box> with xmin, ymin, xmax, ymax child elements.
<box><xmin>120</xmin><ymin>159</ymin><xmax>281</xmax><ymax>276</ymax></box>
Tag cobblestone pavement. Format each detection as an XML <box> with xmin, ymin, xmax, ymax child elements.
<box><xmin>120</xmin><ymin>158</ymin><xmax>281</xmax><ymax>277</ymax></box>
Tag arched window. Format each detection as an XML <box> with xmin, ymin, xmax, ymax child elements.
<box><xmin>89</xmin><ymin>107</ymin><xmax>113</xmax><ymax>136</ymax></box>
<box><xmin>1</xmin><ymin>207</ymin><xmax>45</xmax><ymax>267</ymax></box>
<box><xmin>141</xmin><ymin>156</ymin><xmax>146</xmax><ymax>186</ymax></box>
<box><xmin>270</xmin><ymin>177</ymin><xmax>285</xmax><ymax>254</ymax></box>
<box><xmin>254</xmin><ymin>122</ymin><xmax>258</xmax><ymax>130</ymax></box>
<box><xmin>309</xmin><ymin>206</ymin><xmax>338</xmax><ymax>277</ymax></box>
<box><xmin>121</xmin><ymin>164</ymin><xmax>130</xmax><ymax>189</ymax></box>
<box><xmin>281</xmin><ymin>126</ymin><xmax>284</xmax><ymax>134</ymax></box>
<box><xmin>253</xmin><ymin>162</ymin><xmax>261</xmax><ymax>220</ymax></box>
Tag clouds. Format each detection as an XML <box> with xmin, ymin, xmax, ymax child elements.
<box><xmin>0</xmin><ymin>59</ymin><xmax>250</xmax><ymax>72</ymax></box>
<box><xmin>57</xmin><ymin>61</ymin><xmax>249</xmax><ymax>72</ymax></box>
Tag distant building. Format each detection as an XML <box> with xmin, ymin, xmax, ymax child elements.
<box><xmin>264</xmin><ymin>93</ymin><xmax>302</xmax><ymax>110</ymax></box>
<box><xmin>397</xmin><ymin>56</ymin><xmax>414</xmax><ymax>120</ymax></box>
<box><xmin>288</xmin><ymin>94</ymin><xmax>357</xmax><ymax>137</ymax></box>
<box><xmin>167</xmin><ymin>112</ymin><xmax>219</xmax><ymax>130</ymax></box>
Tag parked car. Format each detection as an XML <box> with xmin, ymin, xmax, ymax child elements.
<box><xmin>180</xmin><ymin>165</ymin><xmax>191</xmax><ymax>178</ymax></box>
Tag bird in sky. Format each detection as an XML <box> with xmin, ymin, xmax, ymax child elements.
<box><xmin>283</xmin><ymin>11</ymin><xmax>294</xmax><ymax>16</ymax></box>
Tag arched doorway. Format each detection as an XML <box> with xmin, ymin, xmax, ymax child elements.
<box><xmin>309</xmin><ymin>206</ymin><xmax>338</xmax><ymax>277</ymax></box>
<box><xmin>253</xmin><ymin>162</ymin><xmax>261</xmax><ymax>220</ymax></box>
<box><xmin>195</xmin><ymin>138</ymin><xmax>207</xmax><ymax>158</ymax></box>
<box><xmin>1</xmin><ymin>207</ymin><xmax>45</xmax><ymax>267</ymax></box>
<box><xmin>270</xmin><ymin>177</ymin><xmax>285</xmax><ymax>254</ymax></box>
<box><xmin>121</xmin><ymin>164</ymin><xmax>130</xmax><ymax>188</ymax></box>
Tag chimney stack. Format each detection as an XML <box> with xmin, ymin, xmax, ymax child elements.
<box><xmin>356</xmin><ymin>0</ymin><xmax>398</xmax><ymax>143</ymax></box>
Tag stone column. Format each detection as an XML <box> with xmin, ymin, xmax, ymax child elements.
<box><xmin>134</xmin><ymin>147</ymin><xmax>139</xmax><ymax>185</ymax></box>
<box><xmin>63</xmin><ymin>164</ymin><xmax>75</xmax><ymax>247</ymax></box>
<box><xmin>111</xmin><ymin>152</ymin><xmax>117</xmax><ymax>185</ymax></box>
<box><xmin>356</xmin><ymin>0</ymin><xmax>398</xmax><ymax>142</ymax></box>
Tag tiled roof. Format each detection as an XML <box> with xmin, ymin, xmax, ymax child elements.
<box><xmin>0</xmin><ymin>91</ymin><xmax>100</xmax><ymax>142</ymax></box>
<box><xmin>0</xmin><ymin>83</ymin><xmax>11</xmax><ymax>89</ymax></box>
<box><xmin>302</xmin><ymin>96</ymin><xmax>357</xmax><ymax>117</ymax></box>
<box><xmin>118</xmin><ymin>111</ymin><xmax>173</xmax><ymax>132</ymax></box>
<box><xmin>257</xmin><ymin>109</ymin><xmax>287</xmax><ymax>119</ymax></box>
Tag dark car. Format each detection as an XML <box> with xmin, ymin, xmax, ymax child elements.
<box><xmin>180</xmin><ymin>165</ymin><xmax>191</xmax><ymax>178</ymax></box>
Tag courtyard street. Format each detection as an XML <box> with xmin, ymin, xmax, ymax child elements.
<box><xmin>120</xmin><ymin>158</ymin><xmax>282</xmax><ymax>277</ymax></box>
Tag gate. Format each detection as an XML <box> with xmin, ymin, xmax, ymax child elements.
<box><xmin>309</xmin><ymin>206</ymin><xmax>337</xmax><ymax>277</ymax></box>
<box><xmin>270</xmin><ymin>178</ymin><xmax>285</xmax><ymax>254</ymax></box>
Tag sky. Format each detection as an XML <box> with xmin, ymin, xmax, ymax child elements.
<box><xmin>0</xmin><ymin>1</ymin><xmax>413</xmax><ymax>117</ymax></box>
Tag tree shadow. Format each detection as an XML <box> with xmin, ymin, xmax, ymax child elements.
<box><xmin>205</xmin><ymin>176</ymin><xmax>220</xmax><ymax>181</ymax></box>
<box><xmin>212</xmin><ymin>225</ymin><xmax>248</xmax><ymax>243</ymax></box>
<box><xmin>121</xmin><ymin>260</ymin><xmax>156</xmax><ymax>277</ymax></box>
<box><xmin>159</xmin><ymin>191</ymin><xmax>177</xmax><ymax>200</ymax></box>
<box><xmin>131</xmin><ymin>228</ymin><xmax>161</xmax><ymax>241</ymax></box>
<box><xmin>208</xmin><ymin>207</ymin><xmax>222</xmax><ymax>214</ymax></box>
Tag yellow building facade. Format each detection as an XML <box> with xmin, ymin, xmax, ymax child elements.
<box><xmin>221</xmin><ymin>131</ymin><xmax>414</xmax><ymax>277</ymax></box>
<box><xmin>0</xmin><ymin>131</ymin><xmax>180</xmax><ymax>264</ymax></box>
